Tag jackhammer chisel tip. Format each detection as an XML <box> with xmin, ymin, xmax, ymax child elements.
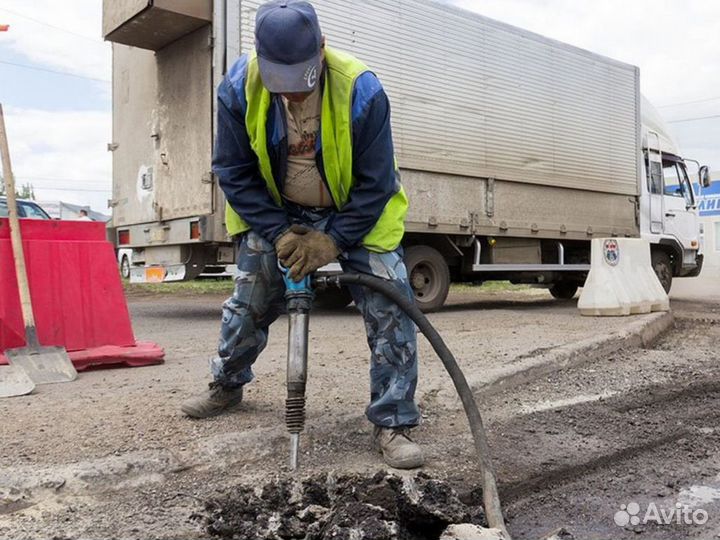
<box><xmin>289</xmin><ymin>433</ymin><xmax>300</xmax><ymax>470</ymax></box>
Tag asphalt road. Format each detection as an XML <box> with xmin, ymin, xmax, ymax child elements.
<box><xmin>1</xmin><ymin>280</ymin><xmax>718</xmax><ymax>539</ymax></box>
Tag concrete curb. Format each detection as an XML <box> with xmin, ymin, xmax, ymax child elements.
<box><xmin>470</xmin><ymin>310</ymin><xmax>675</xmax><ymax>399</ymax></box>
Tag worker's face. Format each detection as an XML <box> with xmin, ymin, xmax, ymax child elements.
<box><xmin>280</xmin><ymin>40</ymin><xmax>325</xmax><ymax>103</ymax></box>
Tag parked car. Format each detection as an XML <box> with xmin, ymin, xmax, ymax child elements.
<box><xmin>0</xmin><ymin>197</ymin><xmax>52</xmax><ymax>220</ymax></box>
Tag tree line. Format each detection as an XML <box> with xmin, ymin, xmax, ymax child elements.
<box><xmin>0</xmin><ymin>175</ymin><xmax>35</xmax><ymax>199</ymax></box>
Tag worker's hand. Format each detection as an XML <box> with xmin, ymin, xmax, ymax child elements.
<box><xmin>274</xmin><ymin>225</ymin><xmax>311</xmax><ymax>261</ymax></box>
<box><xmin>281</xmin><ymin>228</ymin><xmax>340</xmax><ymax>281</ymax></box>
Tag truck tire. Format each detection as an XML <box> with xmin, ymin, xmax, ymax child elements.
<box><xmin>404</xmin><ymin>245</ymin><xmax>450</xmax><ymax>312</ymax></box>
<box><xmin>549</xmin><ymin>282</ymin><xmax>578</xmax><ymax>300</ymax></box>
<box><xmin>313</xmin><ymin>287</ymin><xmax>354</xmax><ymax>310</ymax></box>
<box><xmin>120</xmin><ymin>255</ymin><xmax>130</xmax><ymax>280</ymax></box>
<box><xmin>651</xmin><ymin>250</ymin><xmax>673</xmax><ymax>293</ymax></box>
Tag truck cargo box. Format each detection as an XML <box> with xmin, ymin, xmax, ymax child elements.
<box><xmin>110</xmin><ymin>25</ymin><xmax>214</xmax><ymax>228</ymax></box>
<box><xmin>225</xmin><ymin>0</ymin><xmax>642</xmax><ymax>240</ymax></box>
<box><xmin>237</xmin><ymin>0</ymin><xmax>640</xmax><ymax>199</ymax></box>
<box><xmin>112</xmin><ymin>0</ymin><xmax>641</xmax><ymax>239</ymax></box>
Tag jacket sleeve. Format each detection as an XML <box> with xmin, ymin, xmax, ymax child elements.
<box><xmin>213</xmin><ymin>72</ymin><xmax>290</xmax><ymax>244</ymax></box>
<box><xmin>326</xmin><ymin>72</ymin><xmax>398</xmax><ymax>252</ymax></box>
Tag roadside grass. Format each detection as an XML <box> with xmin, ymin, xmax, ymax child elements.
<box><xmin>123</xmin><ymin>278</ymin><xmax>234</xmax><ymax>297</ymax></box>
<box><xmin>124</xmin><ymin>278</ymin><xmax>533</xmax><ymax>297</ymax></box>
<box><xmin>451</xmin><ymin>281</ymin><xmax>534</xmax><ymax>293</ymax></box>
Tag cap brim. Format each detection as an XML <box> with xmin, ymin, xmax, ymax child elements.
<box><xmin>257</xmin><ymin>54</ymin><xmax>322</xmax><ymax>94</ymax></box>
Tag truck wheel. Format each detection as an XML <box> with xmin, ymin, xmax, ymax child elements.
<box><xmin>120</xmin><ymin>255</ymin><xmax>130</xmax><ymax>279</ymax></box>
<box><xmin>549</xmin><ymin>282</ymin><xmax>578</xmax><ymax>300</ymax></box>
<box><xmin>651</xmin><ymin>251</ymin><xmax>673</xmax><ymax>293</ymax></box>
<box><xmin>313</xmin><ymin>287</ymin><xmax>354</xmax><ymax>310</ymax></box>
<box><xmin>404</xmin><ymin>245</ymin><xmax>450</xmax><ymax>312</ymax></box>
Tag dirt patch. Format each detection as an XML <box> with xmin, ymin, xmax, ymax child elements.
<box><xmin>197</xmin><ymin>471</ymin><xmax>486</xmax><ymax>540</ymax></box>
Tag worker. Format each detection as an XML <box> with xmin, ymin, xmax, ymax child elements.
<box><xmin>77</xmin><ymin>209</ymin><xmax>93</xmax><ymax>221</ymax></box>
<box><xmin>181</xmin><ymin>0</ymin><xmax>423</xmax><ymax>469</ymax></box>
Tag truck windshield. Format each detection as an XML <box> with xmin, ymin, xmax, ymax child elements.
<box><xmin>663</xmin><ymin>160</ymin><xmax>694</xmax><ymax>207</ymax></box>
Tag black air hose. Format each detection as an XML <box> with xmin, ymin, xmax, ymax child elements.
<box><xmin>314</xmin><ymin>273</ymin><xmax>509</xmax><ymax>537</ymax></box>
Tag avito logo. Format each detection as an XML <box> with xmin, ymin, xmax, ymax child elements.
<box><xmin>614</xmin><ymin>501</ymin><xmax>708</xmax><ymax>528</ymax></box>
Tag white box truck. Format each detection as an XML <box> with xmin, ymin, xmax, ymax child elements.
<box><xmin>103</xmin><ymin>0</ymin><xmax>709</xmax><ymax>310</ymax></box>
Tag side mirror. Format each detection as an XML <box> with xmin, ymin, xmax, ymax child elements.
<box><xmin>700</xmin><ymin>165</ymin><xmax>712</xmax><ymax>188</ymax></box>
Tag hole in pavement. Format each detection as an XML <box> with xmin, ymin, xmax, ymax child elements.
<box><xmin>195</xmin><ymin>471</ymin><xmax>487</xmax><ymax>539</ymax></box>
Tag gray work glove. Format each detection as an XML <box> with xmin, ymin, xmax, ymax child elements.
<box><xmin>274</xmin><ymin>226</ymin><xmax>306</xmax><ymax>260</ymax></box>
<box><xmin>276</xmin><ymin>224</ymin><xmax>340</xmax><ymax>281</ymax></box>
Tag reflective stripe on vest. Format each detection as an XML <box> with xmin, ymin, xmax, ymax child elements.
<box><xmin>225</xmin><ymin>47</ymin><xmax>408</xmax><ymax>253</ymax></box>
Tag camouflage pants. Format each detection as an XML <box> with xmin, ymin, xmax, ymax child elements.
<box><xmin>210</xmin><ymin>210</ymin><xmax>420</xmax><ymax>428</ymax></box>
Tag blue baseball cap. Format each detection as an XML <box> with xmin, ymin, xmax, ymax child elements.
<box><xmin>255</xmin><ymin>0</ymin><xmax>323</xmax><ymax>94</ymax></box>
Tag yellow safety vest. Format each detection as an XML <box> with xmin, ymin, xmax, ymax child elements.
<box><xmin>224</xmin><ymin>47</ymin><xmax>407</xmax><ymax>253</ymax></box>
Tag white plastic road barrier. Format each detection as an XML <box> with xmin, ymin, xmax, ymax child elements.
<box><xmin>578</xmin><ymin>238</ymin><xmax>670</xmax><ymax>316</ymax></box>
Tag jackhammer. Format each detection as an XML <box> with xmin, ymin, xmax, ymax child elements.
<box><xmin>280</xmin><ymin>267</ymin><xmax>510</xmax><ymax>537</ymax></box>
<box><xmin>280</xmin><ymin>266</ymin><xmax>313</xmax><ymax>472</ymax></box>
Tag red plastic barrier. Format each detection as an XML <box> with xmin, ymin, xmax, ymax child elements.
<box><xmin>0</xmin><ymin>218</ymin><xmax>164</xmax><ymax>370</ymax></box>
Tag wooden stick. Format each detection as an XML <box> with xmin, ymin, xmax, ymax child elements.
<box><xmin>0</xmin><ymin>104</ymin><xmax>39</xmax><ymax>346</ymax></box>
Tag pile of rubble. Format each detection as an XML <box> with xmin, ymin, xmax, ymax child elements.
<box><xmin>198</xmin><ymin>471</ymin><xmax>489</xmax><ymax>540</ymax></box>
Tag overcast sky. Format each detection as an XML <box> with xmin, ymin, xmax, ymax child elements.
<box><xmin>0</xmin><ymin>0</ymin><xmax>718</xmax><ymax>213</ymax></box>
<box><xmin>0</xmin><ymin>0</ymin><xmax>110</xmax><ymax>212</ymax></box>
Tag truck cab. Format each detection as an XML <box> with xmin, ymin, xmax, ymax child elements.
<box><xmin>640</xmin><ymin>97</ymin><xmax>708</xmax><ymax>292</ymax></box>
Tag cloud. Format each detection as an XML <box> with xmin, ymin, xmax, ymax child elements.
<box><xmin>0</xmin><ymin>1</ymin><xmax>112</xmax><ymax>211</ymax></box>
<box><xmin>0</xmin><ymin>0</ymin><xmax>110</xmax><ymax>81</ymax></box>
<box><xmin>4</xmin><ymin>106</ymin><xmax>111</xmax><ymax>211</ymax></box>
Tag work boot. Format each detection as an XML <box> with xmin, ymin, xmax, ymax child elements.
<box><xmin>180</xmin><ymin>382</ymin><xmax>244</xmax><ymax>419</ymax></box>
<box><xmin>373</xmin><ymin>426</ymin><xmax>425</xmax><ymax>469</ymax></box>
